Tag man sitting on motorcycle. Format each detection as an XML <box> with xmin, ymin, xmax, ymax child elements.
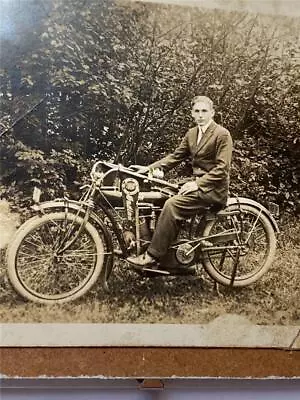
<box><xmin>127</xmin><ymin>95</ymin><xmax>233</xmax><ymax>269</ymax></box>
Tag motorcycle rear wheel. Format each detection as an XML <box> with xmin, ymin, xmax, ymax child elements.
<box><xmin>6</xmin><ymin>212</ymin><xmax>106</xmax><ymax>304</ymax></box>
<box><xmin>201</xmin><ymin>204</ymin><xmax>277</xmax><ymax>287</ymax></box>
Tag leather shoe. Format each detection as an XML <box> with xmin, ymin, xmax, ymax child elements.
<box><xmin>127</xmin><ymin>252</ymin><xmax>157</xmax><ymax>268</ymax></box>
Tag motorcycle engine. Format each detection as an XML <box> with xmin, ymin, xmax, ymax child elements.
<box><xmin>123</xmin><ymin>230</ymin><xmax>136</xmax><ymax>250</ymax></box>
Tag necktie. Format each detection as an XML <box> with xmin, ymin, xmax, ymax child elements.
<box><xmin>197</xmin><ymin>126</ymin><xmax>203</xmax><ymax>145</ymax></box>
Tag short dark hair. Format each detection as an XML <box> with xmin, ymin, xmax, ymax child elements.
<box><xmin>191</xmin><ymin>95</ymin><xmax>214</xmax><ymax>109</ymax></box>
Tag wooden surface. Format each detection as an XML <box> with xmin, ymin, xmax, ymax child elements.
<box><xmin>1</xmin><ymin>348</ymin><xmax>300</xmax><ymax>378</ymax></box>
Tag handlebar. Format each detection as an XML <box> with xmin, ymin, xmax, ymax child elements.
<box><xmin>128</xmin><ymin>165</ymin><xmax>142</xmax><ymax>170</ymax></box>
<box><xmin>91</xmin><ymin>160</ymin><xmax>178</xmax><ymax>190</ymax></box>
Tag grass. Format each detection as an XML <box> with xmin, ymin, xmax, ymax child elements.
<box><xmin>0</xmin><ymin>216</ymin><xmax>299</xmax><ymax>325</ymax></box>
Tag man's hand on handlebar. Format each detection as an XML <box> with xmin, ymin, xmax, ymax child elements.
<box><xmin>178</xmin><ymin>181</ymin><xmax>198</xmax><ymax>195</ymax></box>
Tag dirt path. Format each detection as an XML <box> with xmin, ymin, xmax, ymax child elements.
<box><xmin>0</xmin><ymin>200</ymin><xmax>20</xmax><ymax>250</ymax></box>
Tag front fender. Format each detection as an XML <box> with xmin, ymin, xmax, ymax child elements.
<box><xmin>33</xmin><ymin>199</ymin><xmax>103</xmax><ymax>227</ymax></box>
<box><xmin>227</xmin><ymin>197</ymin><xmax>280</xmax><ymax>233</ymax></box>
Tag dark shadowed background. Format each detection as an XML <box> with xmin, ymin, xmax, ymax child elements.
<box><xmin>0</xmin><ymin>0</ymin><xmax>299</xmax><ymax>325</ymax></box>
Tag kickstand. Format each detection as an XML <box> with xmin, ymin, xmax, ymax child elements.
<box><xmin>213</xmin><ymin>281</ymin><xmax>221</xmax><ymax>296</ymax></box>
<box><xmin>101</xmin><ymin>280</ymin><xmax>110</xmax><ymax>293</ymax></box>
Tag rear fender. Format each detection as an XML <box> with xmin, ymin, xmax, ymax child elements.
<box><xmin>227</xmin><ymin>197</ymin><xmax>280</xmax><ymax>233</ymax></box>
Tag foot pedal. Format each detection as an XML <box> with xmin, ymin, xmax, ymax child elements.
<box><xmin>142</xmin><ymin>267</ymin><xmax>170</xmax><ymax>275</ymax></box>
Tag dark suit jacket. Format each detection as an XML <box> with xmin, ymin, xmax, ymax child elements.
<box><xmin>149</xmin><ymin>121</ymin><xmax>233</xmax><ymax>204</ymax></box>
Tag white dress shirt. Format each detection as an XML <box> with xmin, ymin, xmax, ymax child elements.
<box><xmin>197</xmin><ymin>120</ymin><xmax>213</xmax><ymax>145</ymax></box>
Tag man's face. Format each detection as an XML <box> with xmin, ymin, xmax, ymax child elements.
<box><xmin>191</xmin><ymin>101</ymin><xmax>214</xmax><ymax>126</ymax></box>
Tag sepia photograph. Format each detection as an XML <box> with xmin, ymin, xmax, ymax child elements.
<box><xmin>0</xmin><ymin>0</ymin><xmax>299</xmax><ymax>347</ymax></box>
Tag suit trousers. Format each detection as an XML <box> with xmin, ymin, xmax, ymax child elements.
<box><xmin>147</xmin><ymin>190</ymin><xmax>213</xmax><ymax>259</ymax></box>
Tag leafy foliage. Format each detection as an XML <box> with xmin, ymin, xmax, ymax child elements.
<box><xmin>0</xmin><ymin>0</ymin><xmax>299</xmax><ymax>213</ymax></box>
<box><xmin>0</xmin><ymin>134</ymin><xmax>90</xmax><ymax>211</ymax></box>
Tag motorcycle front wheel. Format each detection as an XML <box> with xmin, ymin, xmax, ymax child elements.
<box><xmin>6</xmin><ymin>212</ymin><xmax>107</xmax><ymax>304</ymax></box>
<box><xmin>201</xmin><ymin>204</ymin><xmax>277</xmax><ymax>287</ymax></box>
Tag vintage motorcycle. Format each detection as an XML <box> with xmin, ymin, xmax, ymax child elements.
<box><xmin>6</xmin><ymin>160</ymin><xmax>279</xmax><ymax>304</ymax></box>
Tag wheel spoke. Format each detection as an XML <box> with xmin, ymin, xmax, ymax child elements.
<box><xmin>12</xmin><ymin>213</ymin><xmax>106</xmax><ymax>301</ymax></box>
<box><xmin>23</xmin><ymin>234</ymin><xmax>45</xmax><ymax>247</ymax></box>
<box><xmin>201</xmin><ymin>205</ymin><xmax>274</xmax><ymax>285</ymax></box>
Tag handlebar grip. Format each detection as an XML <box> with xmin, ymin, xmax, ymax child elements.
<box><xmin>128</xmin><ymin>165</ymin><xmax>144</xmax><ymax>170</ymax></box>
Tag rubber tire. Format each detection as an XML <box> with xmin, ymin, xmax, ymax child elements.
<box><xmin>6</xmin><ymin>212</ymin><xmax>105</xmax><ymax>304</ymax></box>
<box><xmin>202</xmin><ymin>204</ymin><xmax>277</xmax><ymax>287</ymax></box>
